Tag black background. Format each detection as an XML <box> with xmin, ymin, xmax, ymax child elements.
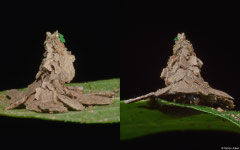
<box><xmin>121</xmin><ymin>1</ymin><xmax>240</xmax><ymax>149</ymax></box>
<box><xmin>0</xmin><ymin>1</ymin><xmax>119</xmax><ymax>145</ymax></box>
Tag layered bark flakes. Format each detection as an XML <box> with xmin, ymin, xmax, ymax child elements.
<box><xmin>6</xmin><ymin>31</ymin><xmax>112</xmax><ymax>113</ymax></box>
<box><xmin>125</xmin><ymin>33</ymin><xmax>235</xmax><ymax>109</ymax></box>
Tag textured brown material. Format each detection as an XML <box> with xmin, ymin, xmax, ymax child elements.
<box><xmin>6</xmin><ymin>31</ymin><xmax>113</xmax><ymax>113</ymax></box>
<box><xmin>125</xmin><ymin>33</ymin><xmax>235</xmax><ymax>109</ymax></box>
<box><xmin>7</xmin><ymin>89</ymin><xmax>25</xmax><ymax>104</ymax></box>
<box><xmin>77</xmin><ymin>94</ymin><xmax>113</xmax><ymax>105</ymax></box>
<box><xmin>0</xmin><ymin>95</ymin><xmax>6</xmax><ymax>101</ymax></box>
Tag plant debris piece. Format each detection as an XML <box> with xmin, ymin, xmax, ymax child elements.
<box><xmin>0</xmin><ymin>95</ymin><xmax>5</xmax><ymax>101</ymax></box>
<box><xmin>6</xmin><ymin>31</ymin><xmax>113</xmax><ymax>113</ymax></box>
<box><xmin>217</xmin><ymin>107</ymin><xmax>224</xmax><ymax>112</ymax></box>
<box><xmin>94</xmin><ymin>91</ymin><xmax>118</xmax><ymax>98</ymax></box>
<box><xmin>125</xmin><ymin>33</ymin><xmax>235</xmax><ymax>109</ymax></box>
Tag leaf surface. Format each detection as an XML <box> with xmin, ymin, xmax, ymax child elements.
<box><xmin>120</xmin><ymin>99</ymin><xmax>240</xmax><ymax>140</ymax></box>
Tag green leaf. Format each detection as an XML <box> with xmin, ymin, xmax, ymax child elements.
<box><xmin>120</xmin><ymin>99</ymin><xmax>240</xmax><ymax>140</ymax></box>
<box><xmin>0</xmin><ymin>79</ymin><xmax>120</xmax><ymax>124</ymax></box>
<box><xmin>59</xmin><ymin>33</ymin><xmax>66</xmax><ymax>43</ymax></box>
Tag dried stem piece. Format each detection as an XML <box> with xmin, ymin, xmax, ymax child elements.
<box><xmin>125</xmin><ymin>33</ymin><xmax>235</xmax><ymax>109</ymax></box>
<box><xmin>6</xmin><ymin>31</ymin><xmax>113</xmax><ymax>113</ymax></box>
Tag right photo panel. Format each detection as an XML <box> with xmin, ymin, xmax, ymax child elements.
<box><xmin>120</xmin><ymin>2</ymin><xmax>240</xmax><ymax>149</ymax></box>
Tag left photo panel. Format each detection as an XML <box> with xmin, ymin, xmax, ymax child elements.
<box><xmin>0</xmin><ymin>2</ymin><xmax>120</xmax><ymax>143</ymax></box>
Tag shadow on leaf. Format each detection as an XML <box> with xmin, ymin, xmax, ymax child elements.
<box><xmin>138</xmin><ymin>99</ymin><xmax>203</xmax><ymax>118</ymax></box>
